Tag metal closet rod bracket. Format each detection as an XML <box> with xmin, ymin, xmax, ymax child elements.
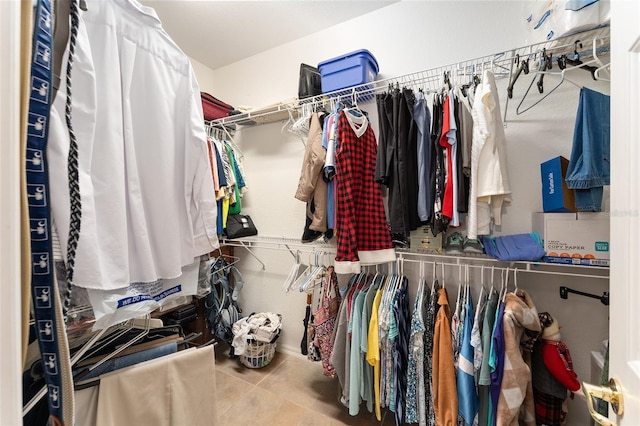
<box><xmin>559</xmin><ymin>286</ymin><xmax>609</xmax><ymax>305</ymax></box>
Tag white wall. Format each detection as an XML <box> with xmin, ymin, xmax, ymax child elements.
<box><xmin>191</xmin><ymin>2</ymin><xmax>609</xmax><ymax>424</ymax></box>
<box><xmin>190</xmin><ymin>56</ymin><xmax>217</xmax><ymax>93</ymax></box>
<box><xmin>208</xmin><ymin>1</ymin><xmax>538</xmax><ymax>108</ymax></box>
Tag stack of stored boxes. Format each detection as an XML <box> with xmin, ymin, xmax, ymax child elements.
<box><xmin>536</xmin><ymin>156</ymin><xmax>609</xmax><ymax>267</ymax></box>
<box><xmin>409</xmin><ymin>226</ymin><xmax>443</xmax><ymax>253</ymax></box>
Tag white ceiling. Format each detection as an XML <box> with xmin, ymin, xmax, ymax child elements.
<box><xmin>140</xmin><ymin>1</ymin><xmax>398</xmax><ymax>70</ymax></box>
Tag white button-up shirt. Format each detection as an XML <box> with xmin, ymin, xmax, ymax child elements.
<box><xmin>48</xmin><ymin>0</ymin><xmax>218</xmax><ymax>291</ymax></box>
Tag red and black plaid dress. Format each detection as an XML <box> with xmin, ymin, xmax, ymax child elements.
<box><xmin>334</xmin><ymin>111</ymin><xmax>395</xmax><ymax>274</ymax></box>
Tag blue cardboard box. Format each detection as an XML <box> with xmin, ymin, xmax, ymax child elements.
<box><xmin>540</xmin><ymin>156</ymin><xmax>577</xmax><ymax>213</ymax></box>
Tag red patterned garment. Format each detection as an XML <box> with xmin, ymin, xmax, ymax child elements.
<box><xmin>334</xmin><ymin>110</ymin><xmax>395</xmax><ymax>274</ymax></box>
<box><xmin>533</xmin><ymin>389</ymin><xmax>565</xmax><ymax>426</ymax></box>
<box><xmin>439</xmin><ymin>95</ymin><xmax>454</xmax><ymax>221</ymax></box>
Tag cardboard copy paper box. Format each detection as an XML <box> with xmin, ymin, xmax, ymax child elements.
<box><xmin>532</xmin><ymin>212</ymin><xmax>610</xmax><ymax>267</ymax></box>
<box><xmin>540</xmin><ymin>156</ymin><xmax>577</xmax><ymax>213</ymax></box>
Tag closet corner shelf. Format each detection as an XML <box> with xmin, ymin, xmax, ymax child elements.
<box><xmin>210</xmin><ymin>101</ymin><xmax>300</xmax><ymax>127</ymax></box>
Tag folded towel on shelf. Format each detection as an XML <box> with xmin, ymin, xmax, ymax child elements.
<box><xmin>482</xmin><ymin>233</ymin><xmax>546</xmax><ymax>262</ymax></box>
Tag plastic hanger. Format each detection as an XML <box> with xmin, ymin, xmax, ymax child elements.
<box><xmin>507</xmin><ymin>54</ymin><xmax>530</xmax><ymax>99</ymax></box>
<box><xmin>297</xmin><ymin>251</ymin><xmax>318</xmax><ymax>292</ymax></box>
<box><xmin>283</xmin><ymin>250</ymin><xmax>307</xmax><ymax>293</ymax></box>
<box><xmin>564</xmin><ymin>41</ymin><xmax>600</xmax><ymax>79</ymax></box>
<box><xmin>488</xmin><ymin>266</ymin><xmax>495</xmax><ymax>298</ymax></box>
<box><xmin>74</xmin><ymin>315</ymin><xmax>152</xmax><ymax>381</ymax></box>
<box><xmin>305</xmin><ymin>251</ymin><xmax>327</xmax><ymax>292</ymax></box>
<box><xmin>464</xmin><ymin>264</ymin><xmax>470</xmax><ymax>305</ymax></box>
<box><xmin>515</xmin><ymin>54</ymin><xmax>585</xmax><ymax>115</ymax></box>
<box><xmin>87</xmin><ymin>315</ymin><xmax>151</xmax><ymax>374</ymax></box>
<box><xmin>289</xmin><ymin>103</ymin><xmax>312</xmax><ymax>143</ymax></box>
<box><xmin>514</xmin><ymin>267</ymin><xmax>522</xmax><ymax>297</ymax></box>
<box><xmin>210</xmin><ymin>250</ymin><xmax>240</xmax><ymax>270</ymax></box>
<box><xmin>216</xmin><ymin>123</ymin><xmax>245</xmax><ymax>164</ymax></box>
<box><xmin>594</xmin><ymin>63</ymin><xmax>610</xmax><ymax>81</ymax></box>
<box><xmin>443</xmin><ymin>71</ymin><xmax>452</xmax><ymax>91</ymax></box>
<box><xmin>391</xmin><ymin>258</ymin><xmax>402</xmax><ymax>294</ymax></box>
<box><xmin>535</xmin><ymin>48</ymin><xmax>553</xmax><ymax>94</ymax></box>
<box><xmin>502</xmin><ymin>267</ymin><xmax>510</xmax><ymax>303</ymax></box>
<box><xmin>476</xmin><ymin>267</ymin><xmax>485</xmax><ymax>309</ymax></box>
<box><xmin>78</xmin><ymin>320</ymin><xmax>137</xmax><ymax>363</ymax></box>
<box><xmin>455</xmin><ymin>263</ymin><xmax>463</xmax><ymax>314</ymax></box>
<box><xmin>498</xmin><ymin>268</ymin><xmax>505</xmax><ymax>302</ymax></box>
<box><xmin>431</xmin><ymin>261</ymin><xmax>438</xmax><ymax>293</ymax></box>
<box><xmin>380</xmin><ymin>262</ymin><xmax>394</xmax><ymax>310</ymax></box>
<box><xmin>280</xmin><ymin>106</ymin><xmax>295</xmax><ymax>133</ymax></box>
<box><xmin>516</xmin><ymin>39</ymin><xmax>607</xmax><ymax>115</ymax></box>
<box><xmin>350</xmin><ymin>87</ymin><xmax>359</xmax><ymax>111</ymax></box>
<box><xmin>592</xmin><ymin>36</ymin><xmax>611</xmax><ymax>81</ymax></box>
<box><xmin>417</xmin><ymin>261</ymin><xmax>426</xmax><ymax>312</ymax></box>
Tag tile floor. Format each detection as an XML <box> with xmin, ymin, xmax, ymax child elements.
<box><xmin>214</xmin><ymin>344</ymin><xmax>396</xmax><ymax>425</ymax></box>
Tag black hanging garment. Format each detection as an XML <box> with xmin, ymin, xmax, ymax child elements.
<box><xmin>400</xmin><ymin>88</ymin><xmax>421</xmax><ymax>232</ymax></box>
<box><xmin>300</xmin><ymin>294</ymin><xmax>311</xmax><ymax>355</ymax></box>
<box><xmin>376</xmin><ymin>90</ymin><xmax>409</xmax><ymax>246</ymax></box>
<box><xmin>453</xmin><ymin>94</ymin><xmax>469</xmax><ymax>214</ymax></box>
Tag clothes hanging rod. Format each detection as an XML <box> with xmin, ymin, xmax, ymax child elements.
<box><xmin>209</xmin><ymin>25</ymin><xmax>609</xmax><ymax>128</ymax></box>
<box><xmin>560</xmin><ymin>286</ymin><xmax>609</xmax><ymax>304</ymax></box>
<box><xmin>220</xmin><ymin>236</ymin><xmax>609</xmax><ymax>279</ymax></box>
<box><xmin>396</xmin><ymin>256</ymin><xmax>609</xmax><ymax>280</ymax></box>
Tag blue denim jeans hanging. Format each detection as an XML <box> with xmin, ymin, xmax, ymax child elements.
<box><xmin>565</xmin><ymin>87</ymin><xmax>610</xmax><ymax>211</ymax></box>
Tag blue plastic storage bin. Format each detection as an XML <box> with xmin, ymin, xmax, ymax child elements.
<box><xmin>317</xmin><ymin>49</ymin><xmax>379</xmax><ymax>94</ymax></box>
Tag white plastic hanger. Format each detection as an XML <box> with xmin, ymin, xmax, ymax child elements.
<box><xmin>594</xmin><ymin>62</ymin><xmax>610</xmax><ymax>81</ymax></box>
<box><xmin>220</xmin><ymin>124</ymin><xmax>244</xmax><ymax>162</ymax></box>
<box><xmin>475</xmin><ymin>266</ymin><xmax>485</xmax><ymax>319</ymax></box>
<box><xmin>417</xmin><ymin>261</ymin><xmax>426</xmax><ymax>312</ymax></box>
<box><xmin>489</xmin><ymin>266</ymin><xmax>495</xmax><ymax>299</ymax></box>
<box><xmin>431</xmin><ymin>261</ymin><xmax>438</xmax><ymax>293</ymax></box>
<box><xmin>299</xmin><ymin>251</ymin><xmax>325</xmax><ymax>292</ymax></box>
<box><xmin>283</xmin><ymin>250</ymin><xmax>308</xmax><ymax>293</ymax></box>
<box><xmin>465</xmin><ymin>264</ymin><xmax>471</xmax><ymax>305</ymax></box>
<box><xmin>455</xmin><ymin>263</ymin><xmax>463</xmax><ymax>315</ymax></box>
<box><xmin>592</xmin><ymin>35</ymin><xmax>611</xmax><ymax>81</ymax></box>
<box><xmin>502</xmin><ymin>267</ymin><xmax>510</xmax><ymax>302</ymax></box>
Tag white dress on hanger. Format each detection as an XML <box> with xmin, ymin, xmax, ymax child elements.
<box><xmin>468</xmin><ymin>70</ymin><xmax>511</xmax><ymax>239</ymax></box>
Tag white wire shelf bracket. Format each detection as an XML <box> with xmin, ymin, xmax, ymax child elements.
<box><xmin>209</xmin><ymin>25</ymin><xmax>609</xmax><ymax>128</ymax></box>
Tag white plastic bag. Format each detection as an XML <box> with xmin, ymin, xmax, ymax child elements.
<box><xmin>87</xmin><ymin>258</ymin><xmax>199</xmax><ymax>329</ymax></box>
<box><xmin>524</xmin><ymin>0</ymin><xmax>609</xmax><ymax>45</ymax></box>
